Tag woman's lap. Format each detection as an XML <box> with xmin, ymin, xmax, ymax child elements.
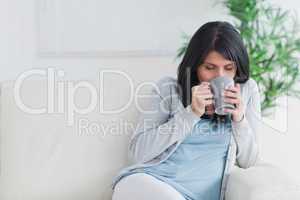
<box><xmin>112</xmin><ymin>173</ymin><xmax>186</xmax><ymax>200</ymax></box>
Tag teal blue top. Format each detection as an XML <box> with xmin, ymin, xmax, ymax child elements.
<box><xmin>119</xmin><ymin>115</ymin><xmax>232</xmax><ymax>200</ymax></box>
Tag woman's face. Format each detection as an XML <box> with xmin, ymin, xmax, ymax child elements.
<box><xmin>197</xmin><ymin>50</ymin><xmax>237</xmax><ymax>82</ymax></box>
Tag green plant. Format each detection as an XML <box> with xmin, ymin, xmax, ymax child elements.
<box><xmin>176</xmin><ymin>0</ymin><xmax>300</xmax><ymax>116</ymax></box>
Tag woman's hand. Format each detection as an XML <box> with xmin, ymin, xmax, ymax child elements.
<box><xmin>191</xmin><ymin>82</ymin><xmax>214</xmax><ymax>117</ymax></box>
<box><xmin>223</xmin><ymin>83</ymin><xmax>245</xmax><ymax>122</ymax></box>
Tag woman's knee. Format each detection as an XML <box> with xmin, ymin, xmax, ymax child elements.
<box><xmin>112</xmin><ymin>173</ymin><xmax>185</xmax><ymax>200</ymax></box>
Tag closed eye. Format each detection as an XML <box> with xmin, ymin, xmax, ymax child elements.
<box><xmin>205</xmin><ymin>65</ymin><xmax>215</xmax><ymax>70</ymax></box>
<box><xmin>225</xmin><ymin>65</ymin><xmax>235</xmax><ymax>71</ymax></box>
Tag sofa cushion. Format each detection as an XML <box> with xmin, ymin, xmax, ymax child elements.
<box><xmin>225</xmin><ymin>160</ymin><xmax>300</xmax><ymax>200</ymax></box>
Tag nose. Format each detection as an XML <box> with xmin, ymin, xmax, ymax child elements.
<box><xmin>216</xmin><ymin>68</ymin><xmax>225</xmax><ymax>77</ymax></box>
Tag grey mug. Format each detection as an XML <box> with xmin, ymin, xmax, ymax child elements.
<box><xmin>209</xmin><ymin>76</ymin><xmax>235</xmax><ymax>115</ymax></box>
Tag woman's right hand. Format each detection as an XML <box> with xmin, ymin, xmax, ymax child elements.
<box><xmin>191</xmin><ymin>82</ymin><xmax>214</xmax><ymax>117</ymax></box>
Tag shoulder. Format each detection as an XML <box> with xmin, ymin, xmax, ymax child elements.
<box><xmin>154</xmin><ymin>76</ymin><xmax>178</xmax><ymax>98</ymax></box>
<box><xmin>240</xmin><ymin>78</ymin><xmax>261</xmax><ymax>111</ymax></box>
<box><xmin>246</xmin><ymin>78</ymin><xmax>259</xmax><ymax>89</ymax></box>
<box><xmin>156</xmin><ymin>76</ymin><xmax>177</xmax><ymax>87</ymax></box>
<box><xmin>241</xmin><ymin>77</ymin><xmax>260</xmax><ymax>95</ymax></box>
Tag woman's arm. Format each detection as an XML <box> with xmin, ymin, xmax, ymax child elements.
<box><xmin>232</xmin><ymin>78</ymin><xmax>262</xmax><ymax>168</ymax></box>
<box><xmin>128</xmin><ymin>77</ymin><xmax>201</xmax><ymax>164</ymax></box>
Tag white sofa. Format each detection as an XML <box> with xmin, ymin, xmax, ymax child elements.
<box><xmin>0</xmin><ymin>78</ymin><xmax>299</xmax><ymax>200</ymax></box>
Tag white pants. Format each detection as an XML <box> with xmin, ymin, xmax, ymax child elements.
<box><xmin>112</xmin><ymin>173</ymin><xmax>186</xmax><ymax>200</ymax></box>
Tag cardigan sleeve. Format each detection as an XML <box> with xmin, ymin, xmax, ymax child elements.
<box><xmin>231</xmin><ymin>78</ymin><xmax>262</xmax><ymax>168</ymax></box>
<box><xmin>128</xmin><ymin>77</ymin><xmax>201</xmax><ymax>164</ymax></box>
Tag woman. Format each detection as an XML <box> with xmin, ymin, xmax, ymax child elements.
<box><xmin>111</xmin><ymin>21</ymin><xmax>262</xmax><ymax>200</ymax></box>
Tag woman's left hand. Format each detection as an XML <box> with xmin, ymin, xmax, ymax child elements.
<box><xmin>223</xmin><ymin>83</ymin><xmax>245</xmax><ymax>122</ymax></box>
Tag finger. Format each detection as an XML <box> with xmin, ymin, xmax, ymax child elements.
<box><xmin>194</xmin><ymin>82</ymin><xmax>210</xmax><ymax>89</ymax></box>
<box><xmin>224</xmin><ymin>97</ymin><xmax>239</xmax><ymax>104</ymax></box>
<box><xmin>233</xmin><ymin>83</ymin><xmax>241</xmax><ymax>92</ymax></box>
<box><xmin>235</xmin><ymin>83</ymin><xmax>241</xmax><ymax>89</ymax></box>
<box><xmin>200</xmin><ymin>81</ymin><xmax>210</xmax><ymax>86</ymax></box>
<box><xmin>192</xmin><ymin>86</ymin><xmax>198</xmax><ymax>92</ymax></box>
<box><xmin>223</xmin><ymin>107</ymin><xmax>237</xmax><ymax>115</ymax></box>
<box><xmin>192</xmin><ymin>85</ymin><xmax>210</xmax><ymax>92</ymax></box>
<box><xmin>194</xmin><ymin>87</ymin><xmax>212</xmax><ymax>94</ymax></box>
<box><xmin>194</xmin><ymin>94</ymin><xmax>214</xmax><ymax>102</ymax></box>
<box><xmin>225</xmin><ymin>85</ymin><xmax>239</xmax><ymax>93</ymax></box>
<box><xmin>195</xmin><ymin>89</ymin><xmax>213</xmax><ymax>95</ymax></box>
<box><xmin>195</xmin><ymin>83</ymin><xmax>210</xmax><ymax>87</ymax></box>
<box><xmin>201</xmin><ymin>94</ymin><xmax>214</xmax><ymax>100</ymax></box>
<box><xmin>194</xmin><ymin>94</ymin><xmax>213</xmax><ymax>104</ymax></box>
<box><xmin>193</xmin><ymin>95</ymin><xmax>213</xmax><ymax>101</ymax></box>
<box><xmin>203</xmin><ymin>99</ymin><xmax>214</xmax><ymax>105</ymax></box>
<box><xmin>199</xmin><ymin>85</ymin><xmax>211</xmax><ymax>90</ymax></box>
<box><xmin>223</xmin><ymin>90</ymin><xmax>238</xmax><ymax>98</ymax></box>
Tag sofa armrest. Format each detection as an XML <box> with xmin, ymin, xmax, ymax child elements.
<box><xmin>225</xmin><ymin>160</ymin><xmax>300</xmax><ymax>200</ymax></box>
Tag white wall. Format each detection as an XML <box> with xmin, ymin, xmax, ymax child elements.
<box><xmin>0</xmin><ymin>0</ymin><xmax>231</xmax><ymax>81</ymax></box>
<box><xmin>1</xmin><ymin>0</ymin><xmax>300</xmax><ymax>184</ymax></box>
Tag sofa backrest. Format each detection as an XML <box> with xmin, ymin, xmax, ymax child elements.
<box><xmin>0</xmin><ymin>77</ymin><xmax>154</xmax><ymax>200</ymax></box>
